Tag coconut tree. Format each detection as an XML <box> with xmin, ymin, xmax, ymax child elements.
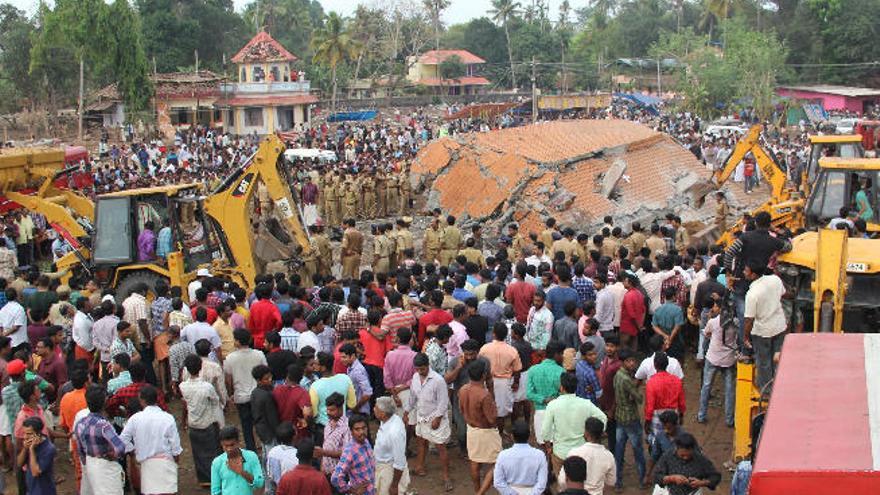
<box><xmin>489</xmin><ymin>0</ymin><xmax>521</xmax><ymax>90</ymax></box>
<box><xmin>311</xmin><ymin>12</ymin><xmax>360</xmax><ymax>114</ymax></box>
<box><xmin>423</xmin><ymin>0</ymin><xmax>450</xmax><ymax>50</ymax></box>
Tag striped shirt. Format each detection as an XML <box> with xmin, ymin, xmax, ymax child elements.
<box><xmin>279</xmin><ymin>327</ymin><xmax>301</xmax><ymax>352</ymax></box>
<box><xmin>75</xmin><ymin>412</ymin><xmax>126</xmax><ymax>461</ymax></box>
<box><xmin>380</xmin><ymin>309</ymin><xmax>415</xmax><ymax>340</ymax></box>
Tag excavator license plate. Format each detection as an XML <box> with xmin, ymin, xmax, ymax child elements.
<box><xmin>847</xmin><ymin>262</ymin><xmax>868</xmax><ymax>272</ymax></box>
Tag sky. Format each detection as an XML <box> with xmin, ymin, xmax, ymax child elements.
<box><xmin>6</xmin><ymin>0</ymin><xmax>577</xmax><ymax>26</ymax></box>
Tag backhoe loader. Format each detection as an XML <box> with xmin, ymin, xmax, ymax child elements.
<box><xmin>0</xmin><ymin>134</ymin><xmax>310</xmax><ymax>300</ymax></box>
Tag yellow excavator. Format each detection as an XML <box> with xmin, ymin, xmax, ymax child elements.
<box><xmin>699</xmin><ymin>126</ymin><xmax>864</xmax><ymax>245</ymax></box>
<box><xmin>0</xmin><ymin>134</ymin><xmax>310</xmax><ymax>299</ymax></box>
<box><xmin>732</xmin><ymin>155</ymin><xmax>880</xmax><ymax>460</ymax></box>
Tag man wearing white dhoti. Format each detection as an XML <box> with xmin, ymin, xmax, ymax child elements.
<box><xmin>119</xmin><ymin>385</ymin><xmax>183</xmax><ymax>494</ymax></box>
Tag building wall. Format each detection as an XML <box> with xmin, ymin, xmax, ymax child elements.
<box><xmin>407</xmin><ymin>62</ymin><xmax>439</xmax><ymax>83</ymax></box>
<box><xmin>776</xmin><ymin>89</ymin><xmax>861</xmax><ymax>113</ymax></box>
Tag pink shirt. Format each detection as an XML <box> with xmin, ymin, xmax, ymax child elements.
<box><xmin>445</xmin><ymin>321</ymin><xmax>468</xmax><ymax>360</ymax></box>
<box><xmin>383</xmin><ymin>345</ymin><xmax>417</xmax><ymax>390</ymax></box>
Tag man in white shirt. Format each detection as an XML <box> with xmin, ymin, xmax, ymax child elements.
<box><xmin>266</xmin><ymin>422</ymin><xmax>299</xmax><ymax>493</ymax></box>
<box><xmin>181</xmin><ymin>307</ymin><xmax>223</xmax><ymax>363</ymax></box>
<box><xmin>188</xmin><ymin>268</ymin><xmax>211</xmax><ymax>302</ymax></box>
<box><xmin>179</xmin><ymin>355</ymin><xmax>222</xmax><ymax>488</ymax></box>
<box><xmin>373</xmin><ymin>396</ymin><xmax>410</xmax><ymax>495</ymax></box>
<box><xmin>593</xmin><ymin>275</ymin><xmax>615</xmax><ymax>334</ymax></box>
<box><xmin>635</xmin><ymin>334</ymin><xmax>685</xmax><ymax>381</ymax></box>
<box><xmin>0</xmin><ymin>288</ymin><xmax>27</xmax><ymax>351</ymax></box>
<box><xmin>223</xmin><ymin>328</ymin><xmax>267</xmax><ymax>452</ymax></box>
<box><xmin>72</xmin><ymin>297</ymin><xmax>95</xmax><ymax>361</ymax></box>
<box><xmin>743</xmin><ymin>262</ymin><xmax>787</xmax><ymax>390</ymax></box>
<box><xmin>558</xmin><ymin>417</ymin><xmax>615</xmax><ymax>495</ymax></box>
<box><xmin>119</xmin><ymin>385</ymin><xmax>183</xmax><ymax>495</ymax></box>
<box><xmin>296</xmin><ymin>314</ymin><xmax>323</xmax><ymax>353</ymax></box>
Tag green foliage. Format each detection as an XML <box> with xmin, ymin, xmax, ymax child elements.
<box><xmin>438</xmin><ymin>54</ymin><xmax>465</xmax><ymax>79</ymax></box>
<box><xmin>107</xmin><ymin>0</ymin><xmax>153</xmax><ymax>112</ymax></box>
<box><xmin>311</xmin><ymin>12</ymin><xmax>361</xmax><ymax>110</ymax></box>
<box><xmin>0</xmin><ymin>5</ymin><xmax>35</xmax><ymax>111</ymax></box>
<box><xmin>650</xmin><ymin>19</ymin><xmax>788</xmax><ymax>118</ymax></box>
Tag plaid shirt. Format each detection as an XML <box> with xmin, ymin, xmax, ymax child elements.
<box><xmin>318</xmin><ymin>327</ymin><xmax>337</xmax><ymax>354</ymax></box>
<box><xmin>335</xmin><ymin>310</ymin><xmax>368</xmax><ymax>335</ymax></box>
<box><xmin>321</xmin><ymin>417</ymin><xmax>351</xmax><ymax>475</ymax></box>
<box><xmin>168</xmin><ymin>341</ymin><xmax>196</xmax><ymax>383</ymax></box>
<box><xmin>660</xmin><ymin>273</ymin><xmax>688</xmax><ymax>307</ymax></box>
<box><xmin>311</xmin><ymin>302</ymin><xmax>341</xmax><ymax>327</ymax></box>
<box><xmin>331</xmin><ymin>439</ymin><xmax>376</xmax><ymax>495</ymax></box>
<box><xmin>575</xmin><ymin>360</ymin><xmax>602</xmax><ymax>405</ymax></box>
<box><xmin>105</xmin><ymin>381</ymin><xmax>167</xmax><ymax>418</ymax></box>
<box><xmin>75</xmin><ymin>412</ymin><xmax>126</xmax><ymax>460</ymax></box>
<box><xmin>2</xmin><ymin>382</ymin><xmax>23</xmax><ymax>427</ymax></box>
<box><xmin>424</xmin><ymin>338</ymin><xmax>448</xmax><ymax>376</ymax></box>
<box><xmin>572</xmin><ymin>276</ymin><xmax>597</xmax><ymax>305</ymax></box>
<box><xmin>614</xmin><ymin>368</ymin><xmax>641</xmax><ymax>425</ymax></box>
<box><xmin>150</xmin><ymin>296</ymin><xmax>172</xmax><ymax>337</ymax></box>
<box><xmin>347</xmin><ymin>359</ymin><xmax>373</xmax><ymax>414</ymax></box>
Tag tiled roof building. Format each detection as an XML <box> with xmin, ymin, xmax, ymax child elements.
<box><xmin>412</xmin><ymin>119</ymin><xmax>726</xmax><ymax>236</ymax></box>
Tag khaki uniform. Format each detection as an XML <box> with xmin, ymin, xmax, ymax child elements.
<box><xmin>716</xmin><ymin>200</ymin><xmax>729</xmax><ymax>233</ymax></box>
<box><xmin>387</xmin><ymin>229</ymin><xmax>399</xmax><ymax>269</ymax></box>
<box><xmin>458</xmin><ymin>247</ymin><xmax>485</xmax><ymax>267</ymax></box>
<box><xmin>646</xmin><ymin>235</ymin><xmax>667</xmax><ymax>262</ymax></box>
<box><xmin>424</xmin><ymin>225</ymin><xmax>442</xmax><ymax>264</ymax></box>
<box><xmin>396</xmin><ymin>227</ymin><xmax>414</xmax><ymax>261</ymax></box>
<box><xmin>314</xmin><ymin>233</ymin><xmax>333</xmax><ymax>277</ymax></box>
<box><xmin>324</xmin><ymin>177</ymin><xmax>340</xmax><ymax>226</ymax></box>
<box><xmin>439</xmin><ymin>225</ymin><xmax>462</xmax><ymax>267</ymax></box>
<box><xmin>626</xmin><ymin>231</ymin><xmax>647</xmax><ymax>257</ymax></box>
<box><xmin>550</xmin><ymin>238</ymin><xmax>575</xmax><ymax>261</ymax></box>
<box><xmin>602</xmin><ymin>236</ymin><xmax>618</xmax><ymax>259</ymax></box>
<box><xmin>540</xmin><ymin>229</ymin><xmax>556</xmax><ymax>255</ymax></box>
<box><xmin>386</xmin><ymin>173</ymin><xmax>400</xmax><ymax>217</ymax></box>
<box><xmin>300</xmin><ymin>238</ymin><xmax>319</xmax><ymax>284</ymax></box>
<box><xmin>342</xmin><ymin>181</ymin><xmax>358</xmax><ymax>221</ymax></box>
<box><xmin>361</xmin><ymin>176</ymin><xmax>376</xmax><ymax>219</ymax></box>
<box><xmin>317</xmin><ymin>175</ymin><xmax>327</xmax><ymax>218</ymax></box>
<box><xmin>376</xmin><ymin>173</ymin><xmax>387</xmax><ymax>217</ymax></box>
<box><xmin>674</xmin><ymin>227</ymin><xmax>690</xmax><ymax>253</ymax></box>
<box><xmin>373</xmin><ymin>233</ymin><xmax>392</xmax><ymax>274</ymax></box>
<box><xmin>574</xmin><ymin>242</ymin><xmax>588</xmax><ymax>263</ymax></box>
<box><xmin>511</xmin><ymin>234</ymin><xmax>527</xmax><ymax>261</ymax></box>
<box><xmin>398</xmin><ymin>173</ymin><xmax>411</xmax><ymax>213</ymax></box>
<box><xmin>341</xmin><ymin>227</ymin><xmax>364</xmax><ymax>279</ymax></box>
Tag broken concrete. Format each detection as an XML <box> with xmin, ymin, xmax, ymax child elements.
<box><xmin>412</xmin><ymin>119</ymin><xmax>759</xmax><ymax>240</ymax></box>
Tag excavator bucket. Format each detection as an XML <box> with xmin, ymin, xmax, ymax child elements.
<box><xmin>0</xmin><ymin>147</ymin><xmax>66</xmax><ymax>189</ymax></box>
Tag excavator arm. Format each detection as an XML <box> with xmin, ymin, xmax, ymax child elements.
<box><xmin>812</xmin><ymin>228</ymin><xmax>848</xmax><ymax>333</ymax></box>
<box><xmin>714</xmin><ymin>124</ymin><xmax>790</xmax><ymax>203</ymax></box>
<box><xmin>203</xmin><ymin>134</ymin><xmax>310</xmax><ymax>288</ymax></box>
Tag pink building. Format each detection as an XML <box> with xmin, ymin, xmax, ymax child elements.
<box><xmin>776</xmin><ymin>85</ymin><xmax>880</xmax><ymax>115</ymax></box>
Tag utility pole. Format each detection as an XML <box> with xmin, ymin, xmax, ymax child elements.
<box><xmin>531</xmin><ymin>56</ymin><xmax>537</xmax><ymax>123</ymax></box>
<box><xmin>195</xmin><ymin>50</ymin><xmax>199</xmax><ymax>73</ymax></box>
<box><xmin>656</xmin><ymin>58</ymin><xmax>661</xmax><ymax>96</ymax></box>
<box><xmin>77</xmin><ymin>55</ymin><xmax>84</xmax><ymax>143</ymax></box>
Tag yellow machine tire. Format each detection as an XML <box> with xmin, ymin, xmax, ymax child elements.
<box><xmin>114</xmin><ymin>270</ymin><xmax>168</xmax><ymax>304</ymax></box>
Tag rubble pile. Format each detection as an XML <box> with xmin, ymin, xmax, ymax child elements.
<box><xmin>411</xmin><ymin>119</ymin><xmax>733</xmax><ymax>237</ymax></box>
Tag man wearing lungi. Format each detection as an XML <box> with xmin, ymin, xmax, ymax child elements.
<box><xmin>75</xmin><ymin>385</ymin><xmax>126</xmax><ymax>495</ymax></box>
<box><xmin>458</xmin><ymin>359</ymin><xmax>503</xmax><ymax>495</ymax></box>
<box><xmin>478</xmin><ymin>322</ymin><xmax>523</xmax><ymax>439</ymax></box>
<box><xmin>405</xmin><ymin>353</ymin><xmax>452</xmax><ymax>491</ymax></box>
<box><xmin>120</xmin><ymin>385</ymin><xmax>182</xmax><ymax>494</ymax></box>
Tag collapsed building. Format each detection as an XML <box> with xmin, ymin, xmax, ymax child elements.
<box><xmin>412</xmin><ymin>119</ymin><xmax>743</xmax><ymax>238</ymax></box>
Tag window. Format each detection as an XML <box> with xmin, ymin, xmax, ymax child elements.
<box><xmin>270</xmin><ymin>66</ymin><xmax>280</xmax><ymax>82</ymax></box>
<box><xmin>240</xmin><ymin>67</ymin><xmax>247</xmax><ymax>82</ymax></box>
<box><xmin>244</xmin><ymin>107</ymin><xmax>263</xmax><ymax>127</ymax></box>
<box><xmin>170</xmin><ymin>107</ymin><xmax>190</xmax><ymax>126</ymax></box>
<box><xmin>253</xmin><ymin>66</ymin><xmax>265</xmax><ymax>82</ymax></box>
<box><xmin>93</xmin><ymin>197</ymin><xmax>133</xmax><ymax>264</ymax></box>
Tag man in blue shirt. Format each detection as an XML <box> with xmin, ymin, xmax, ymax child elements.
<box><xmin>19</xmin><ymin>416</ymin><xmax>56</xmax><ymax>495</ymax></box>
<box><xmin>651</xmin><ymin>286</ymin><xmax>686</xmax><ymax>361</ymax></box>
<box><xmin>546</xmin><ymin>266</ymin><xmax>580</xmax><ymax>322</ymax></box>
<box><xmin>156</xmin><ymin>218</ymin><xmax>173</xmax><ymax>260</ymax></box>
<box><xmin>211</xmin><ymin>425</ymin><xmax>265</xmax><ymax>495</ymax></box>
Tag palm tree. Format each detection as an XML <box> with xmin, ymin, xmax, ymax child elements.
<box><xmin>423</xmin><ymin>0</ymin><xmax>451</xmax><ymax>50</ymax></box>
<box><xmin>311</xmin><ymin>12</ymin><xmax>360</xmax><ymax>114</ymax></box>
<box><xmin>489</xmin><ymin>0</ymin><xmax>521</xmax><ymax>90</ymax></box>
<box><xmin>558</xmin><ymin>0</ymin><xmax>572</xmax><ymax>93</ymax></box>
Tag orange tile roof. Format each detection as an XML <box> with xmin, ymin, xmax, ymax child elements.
<box><xmin>418</xmin><ymin>50</ymin><xmax>486</xmax><ymax>65</ymax></box>
<box><xmin>231</xmin><ymin>30</ymin><xmax>298</xmax><ymax>63</ymax></box>
<box><xmin>415</xmin><ymin>119</ymin><xmax>723</xmax><ymax>231</ymax></box>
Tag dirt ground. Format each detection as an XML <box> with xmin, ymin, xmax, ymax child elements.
<box><xmin>13</xmin><ymin>351</ymin><xmax>732</xmax><ymax>495</ymax></box>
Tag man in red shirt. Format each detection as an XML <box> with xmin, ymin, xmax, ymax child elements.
<box><xmin>191</xmin><ymin>287</ymin><xmax>219</xmax><ymax>324</ymax></box>
<box><xmin>417</xmin><ymin>290</ymin><xmax>452</xmax><ymax>348</ymax></box>
<box><xmin>505</xmin><ymin>262</ymin><xmax>536</xmax><ymax>323</ymax></box>
<box><xmin>248</xmin><ymin>284</ymin><xmax>281</xmax><ymax>349</ymax></box>
<box><xmin>644</xmin><ymin>352</ymin><xmax>686</xmax><ymax>441</ymax></box>
<box><xmin>619</xmin><ymin>271</ymin><xmax>646</xmax><ymax>352</ymax></box>
<box><xmin>273</xmin><ymin>363</ymin><xmax>313</xmax><ymax>440</ymax></box>
<box><xmin>359</xmin><ymin>308</ymin><xmax>394</xmax><ymax>400</ymax></box>
<box><xmin>277</xmin><ymin>438</ymin><xmax>331</xmax><ymax>495</ymax></box>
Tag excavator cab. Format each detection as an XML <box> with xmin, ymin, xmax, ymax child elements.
<box><xmin>804</xmin><ymin>158</ymin><xmax>880</xmax><ymax>230</ymax></box>
<box><xmin>90</xmin><ymin>184</ymin><xmax>234</xmax><ymax>298</ymax></box>
<box><xmin>805</xmin><ymin>135</ymin><xmax>863</xmax><ymax>188</ymax></box>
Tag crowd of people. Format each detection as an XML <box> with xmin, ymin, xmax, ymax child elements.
<box><xmin>0</xmin><ymin>97</ymin><xmax>839</xmax><ymax>495</ymax></box>
<box><xmin>0</xmin><ymin>195</ymin><xmax>803</xmax><ymax>495</ymax></box>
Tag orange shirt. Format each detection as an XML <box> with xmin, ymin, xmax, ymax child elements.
<box><xmin>478</xmin><ymin>340</ymin><xmax>523</xmax><ymax>379</ymax></box>
<box><xmin>59</xmin><ymin>387</ymin><xmax>88</xmax><ymax>432</ymax></box>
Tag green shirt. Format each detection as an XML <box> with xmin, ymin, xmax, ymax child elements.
<box><xmin>857</xmin><ymin>189</ymin><xmax>874</xmax><ymax>221</ymax></box>
<box><xmin>652</xmin><ymin>302</ymin><xmax>684</xmax><ymax>332</ymax></box>
<box><xmin>613</xmin><ymin>368</ymin><xmax>641</xmax><ymax>425</ymax></box>
<box><xmin>210</xmin><ymin>449</ymin><xmax>264</xmax><ymax>495</ymax></box>
<box><xmin>542</xmin><ymin>393</ymin><xmax>608</xmax><ymax>459</ymax></box>
<box><xmin>526</xmin><ymin>359</ymin><xmax>565</xmax><ymax>411</ymax></box>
